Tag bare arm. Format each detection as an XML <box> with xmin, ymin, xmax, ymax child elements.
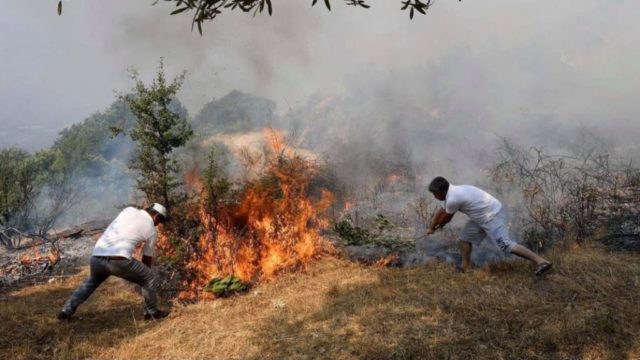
<box><xmin>142</xmin><ymin>255</ymin><xmax>153</xmax><ymax>267</ymax></box>
<box><xmin>427</xmin><ymin>208</ymin><xmax>454</xmax><ymax>234</ymax></box>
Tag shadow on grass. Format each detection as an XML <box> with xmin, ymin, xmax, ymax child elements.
<box><xmin>0</xmin><ymin>280</ymin><xmax>168</xmax><ymax>360</ymax></box>
<box><xmin>250</xmin><ymin>256</ymin><xmax>640</xmax><ymax>359</ymax></box>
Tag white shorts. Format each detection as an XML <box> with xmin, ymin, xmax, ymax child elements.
<box><xmin>459</xmin><ymin>207</ymin><xmax>517</xmax><ymax>254</ymax></box>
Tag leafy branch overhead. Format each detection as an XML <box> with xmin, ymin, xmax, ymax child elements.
<box><xmin>159</xmin><ymin>0</ymin><xmax>457</xmax><ymax>34</ymax></box>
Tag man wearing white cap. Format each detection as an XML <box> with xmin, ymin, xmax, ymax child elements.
<box><xmin>58</xmin><ymin>203</ymin><xmax>169</xmax><ymax>320</ymax></box>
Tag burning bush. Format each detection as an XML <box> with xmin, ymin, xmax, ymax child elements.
<box><xmin>159</xmin><ymin>130</ymin><xmax>334</xmax><ymax>300</ymax></box>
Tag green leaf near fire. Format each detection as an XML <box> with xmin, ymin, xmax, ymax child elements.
<box><xmin>203</xmin><ymin>275</ymin><xmax>246</xmax><ymax>295</ymax></box>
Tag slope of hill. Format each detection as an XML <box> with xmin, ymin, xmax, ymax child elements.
<box><xmin>2</xmin><ymin>244</ymin><xmax>639</xmax><ymax>359</ymax></box>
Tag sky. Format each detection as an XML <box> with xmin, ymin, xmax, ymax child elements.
<box><xmin>1</xmin><ymin>0</ymin><xmax>639</xmax><ymax>151</ymax></box>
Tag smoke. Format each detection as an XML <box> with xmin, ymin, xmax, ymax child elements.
<box><xmin>1</xmin><ymin>0</ymin><xmax>640</xmax><ymax>235</ymax></box>
<box><xmin>2</xmin><ymin>0</ymin><xmax>638</xmax><ymax>146</ymax></box>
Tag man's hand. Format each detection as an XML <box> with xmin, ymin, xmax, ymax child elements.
<box><xmin>428</xmin><ymin>208</ymin><xmax>454</xmax><ymax>236</ymax></box>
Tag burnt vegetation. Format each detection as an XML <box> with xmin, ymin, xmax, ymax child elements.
<box><xmin>493</xmin><ymin>138</ymin><xmax>640</xmax><ymax>251</ymax></box>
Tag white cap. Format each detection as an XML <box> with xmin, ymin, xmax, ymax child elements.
<box><xmin>151</xmin><ymin>203</ymin><xmax>167</xmax><ymax>218</ymax></box>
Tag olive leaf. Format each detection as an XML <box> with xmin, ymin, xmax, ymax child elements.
<box><xmin>161</xmin><ymin>0</ymin><xmax>440</xmax><ymax>34</ymax></box>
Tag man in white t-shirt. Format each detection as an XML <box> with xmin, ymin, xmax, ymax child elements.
<box><xmin>58</xmin><ymin>203</ymin><xmax>170</xmax><ymax>320</ymax></box>
<box><xmin>426</xmin><ymin>176</ymin><xmax>552</xmax><ymax>276</ymax></box>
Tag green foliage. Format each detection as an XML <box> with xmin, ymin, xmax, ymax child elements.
<box><xmin>0</xmin><ymin>102</ymin><xmax>133</xmax><ymax>233</ymax></box>
<box><xmin>374</xmin><ymin>213</ymin><xmax>394</xmax><ymax>231</ymax></box>
<box><xmin>203</xmin><ymin>275</ymin><xmax>246</xmax><ymax>295</ymax></box>
<box><xmin>0</xmin><ymin>148</ymin><xmax>50</xmax><ymax>230</ymax></box>
<box><xmin>333</xmin><ymin>215</ymin><xmax>373</xmax><ymax>245</ymax></box>
<box><xmin>0</xmin><ymin>144</ymin><xmax>83</xmax><ymax>235</ymax></box>
<box><xmin>53</xmin><ymin>115</ymin><xmax>113</xmax><ymax>174</ymax></box>
<box><xmin>192</xmin><ymin>90</ymin><xmax>275</xmax><ymax>136</ymax></box>
<box><xmin>54</xmin><ymin>99</ymin><xmax>136</xmax><ymax>172</ymax></box>
<box><xmin>23</xmin><ymin>100</ymin><xmax>140</xmax><ymax>232</ymax></box>
<box><xmin>202</xmin><ymin>148</ymin><xmax>233</xmax><ymax>218</ymax></box>
<box><xmin>35</xmin><ymin>148</ymin><xmax>81</xmax><ymax>234</ymax></box>
<box><xmin>39</xmin><ymin>99</ymin><xmax>141</xmax><ymax>227</ymax></box>
<box><xmin>119</xmin><ymin>59</ymin><xmax>193</xmax><ymax>208</ymax></box>
<box><xmin>334</xmin><ymin>213</ymin><xmax>403</xmax><ymax>247</ymax></box>
<box><xmin>1</xmin><ymin>80</ymin><xmax>189</xmax><ymax>234</ymax></box>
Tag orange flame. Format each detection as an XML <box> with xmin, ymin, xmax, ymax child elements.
<box><xmin>18</xmin><ymin>247</ymin><xmax>60</xmax><ymax>267</ymax></box>
<box><xmin>344</xmin><ymin>201</ymin><xmax>354</xmax><ymax>210</ymax></box>
<box><xmin>374</xmin><ymin>254</ymin><xmax>399</xmax><ymax>267</ymax></box>
<box><xmin>159</xmin><ymin>129</ymin><xmax>334</xmax><ymax>300</ymax></box>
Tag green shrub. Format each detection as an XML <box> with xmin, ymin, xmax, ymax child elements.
<box><xmin>203</xmin><ymin>275</ymin><xmax>246</xmax><ymax>296</ymax></box>
<box><xmin>333</xmin><ymin>215</ymin><xmax>373</xmax><ymax>246</ymax></box>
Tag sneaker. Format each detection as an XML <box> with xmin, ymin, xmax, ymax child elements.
<box><xmin>535</xmin><ymin>262</ymin><xmax>553</xmax><ymax>276</ymax></box>
<box><xmin>57</xmin><ymin>311</ymin><xmax>72</xmax><ymax>321</ymax></box>
<box><xmin>144</xmin><ymin>309</ymin><xmax>170</xmax><ymax>321</ymax></box>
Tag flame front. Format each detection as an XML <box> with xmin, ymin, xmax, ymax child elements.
<box><xmin>159</xmin><ymin>130</ymin><xmax>333</xmax><ymax>300</ymax></box>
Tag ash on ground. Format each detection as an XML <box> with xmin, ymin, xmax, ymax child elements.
<box><xmin>335</xmin><ymin>233</ymin><xmax>513</xmax><ymax>269</ymax></box>
<box><xmin>0</xmin><ymin>233</ymin><xmax>95</xmax><ymax>291</ymax></box>
<box><xmin>0</xmin><ymin>220</ymin><xmax>112</xmax><ymax>290</ymax></box>
<box><xmin>0</xmin><ymin>220</ymin><xmax>182</xmax><ymax>294</ymax></box>
<box><xmin>331</xmin><ymin>179</ymin><xmax>516</xmax><ymax>269</ymax></box>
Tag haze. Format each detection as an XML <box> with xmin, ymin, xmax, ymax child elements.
<box><xmin>1</xmin><ymin>0</ymin><xmax>639</xmax><ymax>152</ymax></box>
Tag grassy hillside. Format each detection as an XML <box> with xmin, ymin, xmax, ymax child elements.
<box><xmin>1</xmin><ymin>244</ymin><xmax>639</xmax><ymax>359</ymax></box>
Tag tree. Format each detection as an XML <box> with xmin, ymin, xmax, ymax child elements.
<box><xmin>118</xmin><ymin>59</ymin><xmax>193</xmax><ymax>209</ymax></box>
<box><xmin>0</xmin><ymin>148</ymin><xmax>45</xmax><ymax>232</ymax></box>
<box><xmin>0</xmin><ymin>146</ymin><xmax>79</xmax><ymax>240</ymax></box>
<box><xmin>192</xmin><ymin>90</ymin><xmax>276</xmax><ymax>135</ymax></box>
<box><xmin>202</xmin><ymin>147</ymin><xmax>232</xmax><ymax>225</ymax></box>
<box><xmin>162</xmin><ymin>0</ymin><xmax>450</xmax><ymax>34</ymax></box>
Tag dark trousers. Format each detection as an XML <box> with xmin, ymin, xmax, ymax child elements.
<box><xmin>62</xmin><ymin>256</ymin><xmax>159</xmax><ymax>315</ymax></box>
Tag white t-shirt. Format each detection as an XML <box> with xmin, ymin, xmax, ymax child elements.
<box><xmin>92</xmin><ymin>207</ymin><xmax>157</xmax><ymax>259</ymax></box>
<box><xmin>443</xmin><ymin>184</ymin><xmax>502</xmax><ymax>224</ymax></box>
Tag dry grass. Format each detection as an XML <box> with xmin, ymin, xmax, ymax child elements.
<box><xmin>2</xmin><ymin>244</ymin><xmax>640</xmax><ymax>359</ymax></box>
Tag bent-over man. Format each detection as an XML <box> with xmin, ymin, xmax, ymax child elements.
<box><xmin>427</xmin><ymin>176</ymin><xmax>552</xmax><ymax>276</ymax></box>
<box><xmin>58</xmin><ymin>203</ymin><xmax>170</xmax><ymax>320</ymax></box>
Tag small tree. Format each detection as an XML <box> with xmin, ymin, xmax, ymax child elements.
<box><xmin>118</xmin><ymin>59</ymin><xmax>193</xmax><ymax>209</ymax></box>
<box><xmin>0</xmin><ymin>148</ymin><xmax>44</xmax><ymax>232</ymax></box>
<box><xmin>36</xmin><ymin>147</ymin><xmax>84</xmax><ymax>235</ymax></box>
<box><xmin>0</xmin><ymin>146</ymin><xmax>80</xmax><ymax>244</ymax></box>
<box><xmin>202</xmin><ymin>147</ymin><xmax>232</xmax><ymax>225</ymax></box>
